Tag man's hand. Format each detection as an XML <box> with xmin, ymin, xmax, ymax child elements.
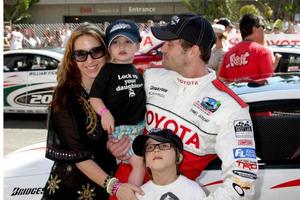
<box><xmin>107</xmin><ymin>135</ymin><xmax>131</xmax><ymax>161</ymax></box>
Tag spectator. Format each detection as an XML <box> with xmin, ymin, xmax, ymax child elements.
<box><xmin>217</xmin><ymin>17</ymin><xmax>236</xmax><ymax>35</ymax></box>
<box><xmin>62</xmin><ymin>24</ymin><xmax>72</xmax><ymax>47</ymax></box>
<box><xmin>144</xmin><ymin>19</ymin><xmax>154</xmax><ymax>33</ymax></box>
<box><xmin>272</xmin><ymin>26</ymin><xmax>283</xmax><ymax>34</ymax></box>
<box><xmin>284</xmin><ymin>20</ymin><xmax>296</xmax><ymax>34</ymax></box>
<box><xmin>52</xmin><ymin>30</ymin><xmax>63</xmax><ymax>47</ymax></box>
<box><xmin>27</xmin><ymin>29</ymin><xmax>41</xmax><ymax>48</ymax></box>
<box><xmin>10</xmin><ymin>25</ymin><xmax>24</xmax><ymax>50</ymax></box>
<box><xmin>294</xmin><ymin>21</ymin><xmax>300</xmax><ymax>33</ymax></box>
<box><xmin>138</xmin><ymin>23</ymin><xmax>146</xmax><ymax>38</ymax></box>
<box><xmin>206</xmin><ymin>24</ymin><xmax>228</xmax><ymax>71</ymax></box>
<box><xmin>219</xmin><ymin>14</ymin><xmax>274</xmax><ymax>83</ymax></box>
<box><xmin>41</xmin><ymin>28</ymin><xmax>53</xmax><ymax>48</ymax></box>
<box><xmin>4</xmin><ymin>25</ymin><xmax>12</xmax><ymax>50</ymax></box>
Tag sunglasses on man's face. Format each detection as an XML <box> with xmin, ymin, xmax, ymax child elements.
<box><xmin>256</xmin><ymin>24</ymin><xmax>265</xmax><ymax>30</ymax></box>
<box><xmin>72</xmin><ymin>45</ymin><xmax>106</xmax><ymax>62</ymax></box>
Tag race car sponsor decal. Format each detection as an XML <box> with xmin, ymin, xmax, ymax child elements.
<box><xmin>11</xmin><ymin>187</ymin><xmax>44</xmax><ymax>196</ymax></box>
<box><xmin>232</xmin><ymin>170</ymin><xmax>257</xmax><ymax>180</ymax></box>
<box><xmin>234</xmin><ymin>120</ymin><xmax>253</xmax><ymax>138</ymax></box>
<box><xmin>233</xmin><ymin>148</ymin><xmax>256</xmax><ymax>159</ymax></box>
<box><xmin>29</xmin><ymin>71</ymin><xmax>56</xmax><ymax>76</ymax></box>
<box><xmin>5</xmin><ymin>83</ymin><xmax>55</xmax><ymax>108</ymax></box>
<box><xmin>235</xmin><ymin>159</ymin><xmax>258</xmax><ymax>170</ymax></box>
<box><xmin>238</xmin><ymin>139</ymin><xmax>253</xmax><ymax>146</ymax></box>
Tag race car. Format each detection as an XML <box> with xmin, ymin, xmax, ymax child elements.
<box><xmin>3</xmin><ymin>49</ymin><xmax>63</xmax><ymax>114</ymax></box>
<box><xmin>4</xmin><ymin>72</ymin><xmax>300</xmax><ymax>200</ymax></box>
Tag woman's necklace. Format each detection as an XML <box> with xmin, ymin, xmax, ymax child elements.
<box><xmin>82</xmin><ymin>85</ymin><xmax>90</xmax><ymax>94</ymax></box>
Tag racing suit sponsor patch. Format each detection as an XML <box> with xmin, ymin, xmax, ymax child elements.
<box><xmin>232</xmin><ymin>170</ymin><xmax>257</xmax><ymax>180</ymax></box>
<box><xmin>238</xmin><ymin>139</ymin><xmax>253</xmax><ymax>146</ymax></box>
<box><xmin>232</xmin><ymin>177</ymin><xmax>253</xmax><ymax>190</ymax></box>
<box><xmin>233</xmin><ymin>148</ymin><xmax>256</xmax><ymax>159</ymax></box>
<box><xmin>234</xmin><ymin>120</ymin><xmax>253</xmax><ymax>138</ymax></box>
<box><xmin>193</xmin><ymin>97</ymin><xmax>221</xmax><ymax>116</ymax></box>
<box><xmin>11</xmin><ymin>187</ymin><xmax>44</xmax><ymax>196</ymax></box>
<box><xmin>232</xmin><ymin>183</ymin><xmax>245</xmax><ymax>197</ymax></box>
<box><xmin>148</xmin><ymin>85</ymin><xmax>168</xmax><ymax>98</ymax></box>
<box><xmin>236</xmin><ymin>159</ymin><xmax>258</xmax><ymax>170</ymax></box>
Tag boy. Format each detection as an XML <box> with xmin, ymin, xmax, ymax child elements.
<box><xmin>89</xmin><ymin>19</ymin><xmax>146</xmax><ymax>187</ymax></box>
<box><xmin>133</xmin><ymin>129</ymin><xmax>207</xmax><ymax>200</ymax></box>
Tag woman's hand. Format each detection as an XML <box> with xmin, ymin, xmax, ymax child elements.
<box><xmin>101</xmin><ymin>111</ymin><xmax>115</xmax><ymax>134</ymax></box>
<box><xmin>116</xmin><ymin>183</ymin><xmax>144</xmax><ymax>200</ymax></box>
<box><xmin>107</xmin><ymin>135</ymin><xmax>131</xmax><ymax>161</ymax></box>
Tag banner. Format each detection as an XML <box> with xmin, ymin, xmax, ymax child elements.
<box><xmin>138</xmin><ymin>33</ymin><xmax>300</xmax><ymax>53</ymax></box>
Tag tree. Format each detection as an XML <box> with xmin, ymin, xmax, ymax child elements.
<box><xmin>180</xmin><ymin>0</ymin><xmax>239</xmax><ymax>21</ymax></box>
<box><xmin>240</xmin><ymin>4</ymin><xmax>260</xmax><ymax>17</ymax></box>
<box><xmin>4</xmin><ymin>0</ymin><xmax>40</xmax><ymax>23</ymax></box>
<box><xmin>261</xmin><ymin>0</ymin><xmax>300</xmax><ymax>21</ymax></box>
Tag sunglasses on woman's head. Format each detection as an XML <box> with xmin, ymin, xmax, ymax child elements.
<box><xmin>72</xmin><ymin>45</ymin><xmax>106</xmax><ymax>62</ymax></box>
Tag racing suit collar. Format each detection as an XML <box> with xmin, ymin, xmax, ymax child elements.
<box><xmin>175</xmin><ymin>68</ymin><xmax>216</xmax><ymax>87</ymax></box>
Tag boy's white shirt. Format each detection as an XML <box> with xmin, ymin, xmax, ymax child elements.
<box><xmin>136</xmin><ymin>175</ymin><xmax>206</xmax><ymax>200</ymax></box>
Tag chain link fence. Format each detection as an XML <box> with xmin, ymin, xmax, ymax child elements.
<box><xmin>4</xmin><ymin>22</ymin><xmax>154</xmax><ymax>51</ymax></box>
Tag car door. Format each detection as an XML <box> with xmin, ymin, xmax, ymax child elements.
<box><xmin>4</xmin><ymin>53</ymin><xmax>30</xmax><ymax>113</ymax></box>
<box><xmin>25</xmin><ymin>53</ymin><xmax>59</xmax><ymax>113</ymax></box>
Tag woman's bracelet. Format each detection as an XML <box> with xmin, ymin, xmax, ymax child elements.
<box><xmin>98</xmin><ymin>107</ymin><xmax>109</xmax><ymax>117</ymax></box>
<box><xmin>103</xmin><ymin>175</ymin><xmax>112</xmax><ymax>191</ymax></box>
<box><xmin>112</xmin><ymin>181</ymin><xmax>122</xmax><ymax>196</ymax></box>
<box><xmin>104</xmin><ymin>176</ymin><xmax>120</xmax><ymax>195</ymax></box>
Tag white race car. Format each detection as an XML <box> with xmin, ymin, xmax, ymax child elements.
<box><xmin>4</xmin><ymin>73</ymin><xmax>300</xmax><ymax>200</ymax></box>
<box><xmin>4</xmin><ymin>49</ymin><xmax>63</xmax><ymax>114</ymax></box>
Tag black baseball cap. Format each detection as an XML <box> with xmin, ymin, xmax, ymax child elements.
<box><xmin>133</xmin><ymin>129</ymin><xmax>183</xmax><ymax>156</ymax></box>
<box><xmin>151</xmin><ymin>13</ymin><xmax>216</xmax><ymax>52</ymax></box>
<box><xmin>217</xmin><ymin>18</ymin><xmax>234</xmax><ymax>28</ymax></box>
<box><xmin>106</xmin><ymin>19</ymin><xmax>142</xmax><ymax>47</ymax></box>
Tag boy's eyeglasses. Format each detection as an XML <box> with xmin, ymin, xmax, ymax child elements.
<box><xmin>144</xmin><ymin>143</ymin><xmax>173</xmax><ymax>152</ymax></box>
<box><xmin>72</xmin><ymin>45</ymin><xmax>106</xmax><ymax>62</ymax></box>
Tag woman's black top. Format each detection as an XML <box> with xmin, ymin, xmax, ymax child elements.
<box><xmin>42</xmin><ymin>88</ymin><xmax>117</xmax><ymax>200</ymax></box>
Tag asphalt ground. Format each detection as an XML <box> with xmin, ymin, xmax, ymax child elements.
<box><xmin>3</xmin><ymin>114</ymin><xmax>48</xmax><ymax>155</ymax></box>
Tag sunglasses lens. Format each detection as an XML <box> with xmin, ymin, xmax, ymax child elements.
<box><xmin>72</xmin><ymin>45</ymin><xmax>106</xmax><ymax>62</ymax></box>
<box><xmin>90</xmin><ymin>46</ymin><xmax>105</xmax><ymax>59</ymax></box>
<box><xmin>73</xmin><ymin>50</ymin><xmax>88</xmax><ymax>62</ymax></box>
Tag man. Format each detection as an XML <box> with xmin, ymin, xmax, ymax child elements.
<box><xmin>108</xmin><ymin>13</ymin><xmax>258</xmax><ymax>200</ymax></box>
<box><xmin>217</xmin><ymin>17</ymin><xmax>235</xmax><ymax>34</ymax></box>
<box><xmin>10</xmin><ymin>25</ymin><xmax>24</xmax><ymax>50</ymax></box>
<box><xmin>218</xmin><ymin>14</ymin><xmax>273</xmax><ymax>83</ymax></box>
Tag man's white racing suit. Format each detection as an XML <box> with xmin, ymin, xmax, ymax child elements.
<box><xmin>144</xmin><ymin>68</ymin><xmax>258</xmax><ymax>200</ymax></box>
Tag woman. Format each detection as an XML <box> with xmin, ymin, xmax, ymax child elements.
<box><xmin>42</xmin><ymin>23</ymin><xmax>143</xmax><ymax>200</ymax></box>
